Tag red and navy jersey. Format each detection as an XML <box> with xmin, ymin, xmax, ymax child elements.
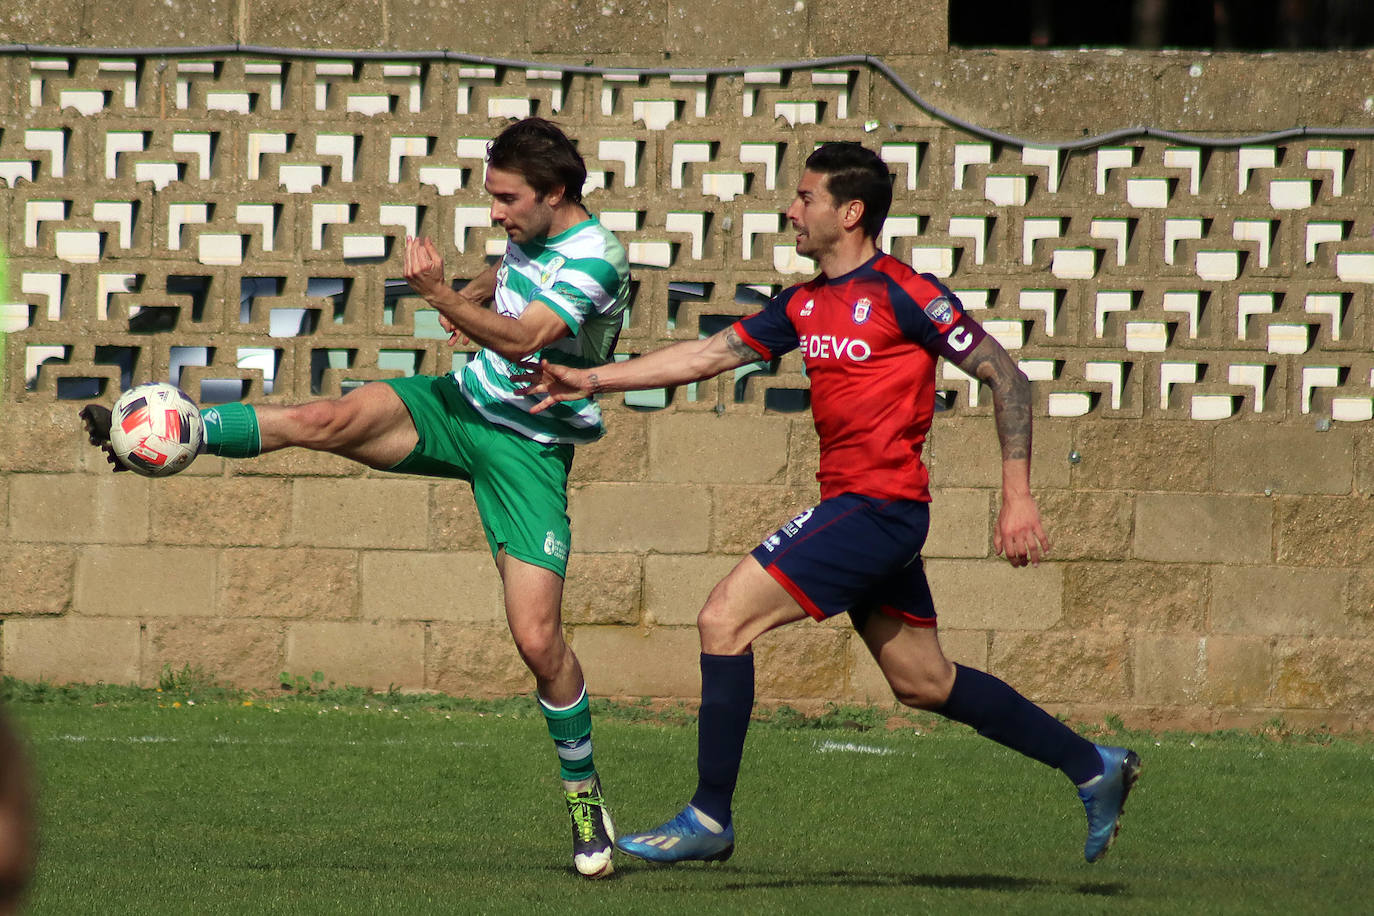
<box><xmin>733</xmin><ymin>252</ymin><xmax>987</xmax><ymax>502</ymax></box>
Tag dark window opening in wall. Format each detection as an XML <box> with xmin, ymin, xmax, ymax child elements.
<box><xmin>950</xmin><ymin>0</ymin><xmax>1374</xmax><ymax>50</ymax></box>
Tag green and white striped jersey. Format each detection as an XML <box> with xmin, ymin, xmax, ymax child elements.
<box><xmin>456</xmin><ymin>216</ymin><xmax>631</xmax><ymax>444</ymax></box>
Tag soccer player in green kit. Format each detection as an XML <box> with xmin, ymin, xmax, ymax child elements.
<box><xmin>81</xmin><ymin>118</ymin><xmax>631</xmax><ymax>878</ymax></box>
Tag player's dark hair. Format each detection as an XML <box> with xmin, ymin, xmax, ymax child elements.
<box><xmin>804</xmin><ymin>143</ymin><xmax>893</xmax><ymax>239</ymax></box>
<box><xmin>486</xmin><ymin>117</ymin><xmax>587</xmax><ymax>204</ymax></box>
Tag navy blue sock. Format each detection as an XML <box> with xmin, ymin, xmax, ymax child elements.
<box><xmin>689</xmin><ymin>653</ymin><xmax>755</xmax><ymax>827</ymax></box>
<box><xmin>938</xmin><ymin>663</ymin><xmax>1103</xmax><ymax>785</ymax></box>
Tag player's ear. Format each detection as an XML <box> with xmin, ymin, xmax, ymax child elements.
<box><xmin>544</xmin><ymin>184</ymin><xmax>567</xmax><ymax>208</ymax></box>
<box><xmin>842</xmin><ymin>199</ymin><xmax>865</xmax><ymax>232</ymax></box>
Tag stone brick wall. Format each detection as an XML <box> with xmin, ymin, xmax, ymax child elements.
<box><xmin>1</xmin><ymin>1</ymin><xmax>1372</xmax><ymax>730</ymax></box>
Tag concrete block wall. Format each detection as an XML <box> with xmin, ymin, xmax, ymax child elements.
<box><xmin>1</xmin><ymin>0</ymin><xmax>1372</xmax><ymax>730</ymax></box>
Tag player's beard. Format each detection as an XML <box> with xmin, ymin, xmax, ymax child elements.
<box><xmin>505</xmin><ymin>207</ymin><xmax>554</xmax><ymax>245</ymax></box>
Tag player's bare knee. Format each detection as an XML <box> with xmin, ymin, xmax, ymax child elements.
<box><xmin>515</xmin><ymin>643</ymin><xmax>560</xmax><ymax>681</ymax></box>
<box><xmin>696</xmin><ymin>599</ymin><xmax>748</xmax><ymax>655</ymax></box>
<box><xmin>511</xmin><ymin>627</ymin><xmax>566</xmax><ymax>681</ymax></box>
<box><xmin>290</xmin><ymin>400</ymin><xmax>356</xmax><ymax>451</ymax></box>
<box><xmin>889</xmin><ymin>663</ymin><xmax>955</xmax><ymax>710</ymax></box>
<box><xmin>893</xmin><ymin>685</ymin><xmax>946</xmax><ymax>711</ymax></box>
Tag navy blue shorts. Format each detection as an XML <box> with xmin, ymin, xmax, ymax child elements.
<box><xmin>749</xmin><ymin>493</ymin><xmax>937</xmax><ymax>628</ymax></box>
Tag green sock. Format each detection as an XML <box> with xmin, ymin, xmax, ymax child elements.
<box><xmin>540</xmin><ymin>689</ymin><xmax>596</xmax><ymax>784</ymax></box>
<box><xmin>200</xmin><ymin>403</ymin><xmax>261</xmax><ymax>458</ymax></box>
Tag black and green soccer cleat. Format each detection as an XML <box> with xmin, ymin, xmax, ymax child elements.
<box><xmin>564</xmin><ymin>777</ymin><xmax>615</xmax><ymax>879</ymax></box>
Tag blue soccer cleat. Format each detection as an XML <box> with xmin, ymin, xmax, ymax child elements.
<box><xmin>1078</xmin><ymin>744</ymin><xmax>1142</xmax><ymax>863</ymax></box>
<box><xmin>615</xmin><ymin>805</ymin><xmax>735</xmax><ymax>863</ymax></box>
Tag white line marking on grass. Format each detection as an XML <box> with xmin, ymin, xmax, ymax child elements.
<box><xmin>815</xmin><ymin>739</ymin><xmax>899</xmax><ymax>756</ymax></box>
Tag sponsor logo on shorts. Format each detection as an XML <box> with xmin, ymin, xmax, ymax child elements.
<box><xmin>543</xmin><ymin>531</ymin><xmax>569</xmax><ymax>561</ymax></box>
<box><xmin>765</xmin><ymin>507</ymin><xmax>815</xmax><ymax>551</ymax></box>
<box><xmin>923</xmin><ymin>295</ymin><xmax>954</xmax><ymax>325</ymax></box>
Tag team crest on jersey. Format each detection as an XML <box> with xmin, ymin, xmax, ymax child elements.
<box><xmin>538</xmin><ymin>255</ymin><xmax>566</xmax><ymax>289</ymax></box>
<box><xmin>924</xmin><ymin>295</ymin><xmax>954</xmax><ymax>325</ymax></box>
<box><xmin>852</xmin><ymin>298</ymin><xmax>872</xmax><ymax>324</ymax></box>
<box><xmin>799</xmin><ymin>298</ymin><xmax>816</xmax><ymax>317</ymax></box>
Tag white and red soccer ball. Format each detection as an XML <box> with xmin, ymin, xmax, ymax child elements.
<box><xmin>109</xmin><ymin>383</ymin><xmax>204</xmax><ymax>477</ymax></box>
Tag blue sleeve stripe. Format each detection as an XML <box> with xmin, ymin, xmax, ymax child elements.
<box><xmin>737</xmin><ymin>284</ymin><xmax>804</xmax><ymax>356</ymax></box>
<box><xmin>886</xmin><ymin>275</ymin><xmax>943</xmax><ymax>345</ymax></box>
<box><xmin>916</xmin><ymin>272</ymin><xmax>958</xmax><ymax>300</ymax></box>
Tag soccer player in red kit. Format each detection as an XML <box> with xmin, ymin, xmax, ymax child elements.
<box><xmin>518</xmin><ymin>142</ymin><xmax>1140</xmax><ymax>865</ymax></box>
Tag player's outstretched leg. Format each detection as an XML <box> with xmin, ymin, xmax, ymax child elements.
<box><xmin>859</xmin><ymin>613</ymin><xmax>1145</xmax><ymax>864</ymax></box>
<box><xmin>616</xmin><ymin>805</ymin><xmax>734</xmax><ymax>864</ymax></box>
<box><xmin>82</xmin><ymin>399</ymin><xmax>260</xmax><ymax>469</ymax></box>
<box><xmin>83</xmin><ymin>382</ymin><xmax>418</xmax><ymax>473</ymax></box>
<box><xmin>77</xmin><ymin>404</ymin><xmax>126</xmax><ymax>472</ymax></box>
<box><xmin>937</xmin><ymin>664</ymin><xmax>1144</xmax><ymax>863</ymax></box>
<box><xmin>1078</xmin><ymin>744</ymin><xmax>1141</xmax><ymax>863</ymax></box>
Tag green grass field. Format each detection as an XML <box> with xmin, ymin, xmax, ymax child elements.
<box><xmin>6</xmin><ymin>680</ymin><xmax>1372</xmax><ymax>915</ymax></box>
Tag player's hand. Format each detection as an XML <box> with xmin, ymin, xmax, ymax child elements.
<box><xmin>403</xmin><ymin>236</ymin><xmax>447</xmax><ymax>301</ymax></box>
<box><xmin>994</xmin><ymin>492</ymin><xmax>1050</xmax><ymax>567</ymax></box>
<box><xmin>436</xmin><ymin>312</ymin><xmax>470</xmax><ymax>348</ymax></box>
<box><xmin>512</xmin><ymin>359</ymin><xmax>594</xmax><ymax>415</ymax></box>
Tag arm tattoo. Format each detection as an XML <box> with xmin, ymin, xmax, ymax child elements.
<box><xmin>724</xmin><ymin>326</ymin><xmax>760</xmax><ymax>363</ymax></box>
<box><xmin>960</xmin><ymin>343</ymin><xmax>1032</xmax><ymax>462</ymax></box>
<box><xmin>587</xmin><ymin>372</ymin><xmax>602</xmax><ymax>394</ymax></box>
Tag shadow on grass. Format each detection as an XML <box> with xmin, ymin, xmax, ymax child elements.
<box><xmin>228</xmin><ymin>859</ymin><xmax>1127</xmax><ymax>900</ymax></box>
<box><xmin>701</xmin><ymin>868</ymin><xmax>1126</xmax><ymax>897</ymax></box>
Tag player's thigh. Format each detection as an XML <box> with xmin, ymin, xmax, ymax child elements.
<box><xmin>498</xmin><ymin>552</ymin><xmax>567</xmax><ymax>651</ymax></box>
<box><xmin>325</xmin><ymin>382</ymin><xmax>419</xmax><ymax>468</ymax></box>
<box><xmin>855</xmin><ymin>613</ymin><xmax>955</xmax><ymax>708</ymax></box>
<box><xmin>698</xmin><ymin>556</ymin><xmax>809</xmax><ymax>655</ymax></box>
<box><xmin>469</xmin><ymin>430</ymin><xmax>573</xmax><ymax>574</ymax></box>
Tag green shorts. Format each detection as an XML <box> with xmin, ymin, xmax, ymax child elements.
<box><xmin>383</xmin><ymin>374</ymin><xmax>574</xmax><ymax>577</ymax></box>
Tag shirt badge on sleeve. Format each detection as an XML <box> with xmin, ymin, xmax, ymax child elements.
<box><xmin>538</xmin><ymin>255</ymin><xmax>566</xmax><ymax>289</ymax></box>
<box><xmin>852</xmin><ymin>297</ymin><xmax>872</xmax><ymax>324</ymax></box>
<box><xmin>923</xmin><ymin>295</ymin><xmax>954</xmax><ymax>325</ymax></box>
